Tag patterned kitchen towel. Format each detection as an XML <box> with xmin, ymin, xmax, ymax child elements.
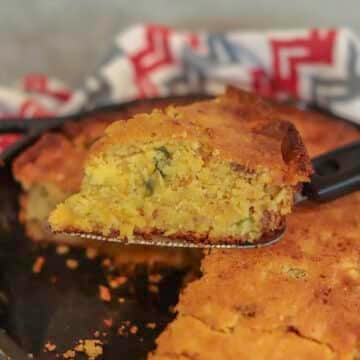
<box><xmin>1</xmin><ymin>24</ymin><xmax>360</xmax><ymax>153</ymax></box>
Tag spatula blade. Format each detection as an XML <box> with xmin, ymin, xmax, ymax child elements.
<box><xmin>62</xmin><ymin>227</ymin><xmax>286</xmax><ymax>249</ymax></box>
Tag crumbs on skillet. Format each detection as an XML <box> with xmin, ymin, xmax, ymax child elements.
<box><xmin>107</xmin><ymin>275</ymin><xmax>128</xmax><ymax>289</ymax></box>
<box><xmin>43</xmin><ymin>341</ymin><xmax>56</xmax><ymax>352</ymax></box>
<box><xmin>66</xmin><ymin>258</ymin><xmax>79</xmax><ymax>270</ymax></box>
<box><xmin>43</xmin><ymin>339</ymin><xmax>103</xmax><ymax>360</ymax></box>
<box><xmin>148</xmin><ymin>274</ymin><xmax>162</xmax><ymax>283</ymax></box>
<box><xmin>60</xmin><ymin>339</ymin><xmax>103</xmax><ymax>360</ymax></box>
<box><xmin>103</xmin><ymin>318</ymin><xmax>113</xmax><ymax>328</ymax></box>
<box><xmin>34</xmin><ymin>244</ymin><xmax>167</xmax><ymax>359</ymax></box>
<box><xmin>98</xmin><ymin>285</ymin><xmax>112</xmax><ymax>302</ymax></box>
<box><xmin>56</xmin><ymin>245</ymin><xmax>70</xmax><ymax>255</ymax></box>
<box><xmin>73</xmin><ymin>340</ymin><xmax>103</xmax><ymax>360</ymax></box>
<box><xmin>85</xmin><ymin>247</ymin><xmax>98</xmax><ymax>259</ymax></box>
<box><xmin>32</xmin><ymin>256</ymin><xmax>45</xmax><ymax>273</ymax></box>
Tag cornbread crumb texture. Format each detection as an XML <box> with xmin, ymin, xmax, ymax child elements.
<box><xmin>49</xmin><ymin>88</ymin><xmax>311</xmax><ymax>244</ymax></box>
<box><xmin>50</xmin><ymin>140</ymin><xmax>293</xmax><ymax>243</ymax></box>
<box><xmin>151</xmin><ymin>120</ymin><xmax>360</xmax><ymax>359</ymax></box>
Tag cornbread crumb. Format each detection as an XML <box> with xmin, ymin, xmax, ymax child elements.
<box><xmin>32</xmin><ymin>256</ymin><xmax>45</xmax><ymax>273</ymax></box>
<box><xmin>99</xmin><ymin>285</ymin><xmax>111</xmax><ymax>302</ymax></box>
<box><xmin>118</xmin><ymin>297</ymin><xmax>126</xmax><ymax>304</ymax></box>
<box><xmin>66</xmin><ymin>259</ymin><xmax>79</xmax><ymax>270</ymax></box>
<box><xmin>103</xmin><ymin>318</ymin><xmax>113</xmax><ymax>328</ymax></box>
<box><xmin>148</xmin><ymin>274</ymin><xmax>162</xmax><ymax>283</ymax></box>
<box><xmin>56</xmin><ymin>245</ymin><xmax>69</xmax><ymax>255</ymax></box>
<box><xmin>74</xmin><ymin>340</ymin><xmax>103</xmax><ymax>360</ymax></box>
<box><xmin>85</xmin><ymin>247</ymin><xmax>98</xmax><ymax>259</ymax></box>
<box><xmin>62</xmin><ymin>349</ymin><xmax>75</xmax><ymax>359</ymax></box>
<box><xmin>146</xmin><ymin>322</ymin><xmax>157</xmax><ymax>329</ymax></box>
<box><xmin>108</xmin><ymin>275</ymin><xmax>128</xmax><ymax>289</ymax></box>
<box><xmin>148</xmin><ymin>284</ymin><xmax>159</xmax><ymax>293</ymax></box>
<box><xmin>117</xmin><ymin>325</ymin><xmax>126</xmax><ymax>336</ymax></box>
<box><xmin>48</xmin><ymin>88</ymin><xmax>312</xmax><ymax>245</ymax></box>
<box><xmin>117</xmin><ymin>320</ymin><xmax>133</xmax><ymax>337</ymax></box>
<box><xmin>44</xmin><ymin>341</ymin><xmax>56</xmax><ymax>352</ymax></box>
<box><xmin>102</xmin><ymin>258</ymin><xmax>112</xmax><ymax>268</ymax></box>
<box><xmin>94</xmin><ymin>331</ymin><xmax>100</xmax><ymax>338</ymax></box>
<box><xmin>130</xmin><ymin>325</ymin><xmax>138</xmax><ymax>335</ymax></box>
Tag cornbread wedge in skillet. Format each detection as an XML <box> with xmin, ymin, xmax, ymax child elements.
<box><xmin>150</xmin><ymin>124</ymin><xmax>360</xmax><ymax>360</ymax></box>
<box><xmin>49</xmin><ymin>87</ymin><xmax>312</xmax><ymax>246</ymax></box>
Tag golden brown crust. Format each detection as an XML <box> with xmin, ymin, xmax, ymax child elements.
<box><xmin>12</xmin><ymin>122</ymin><xmax>107</xmax><ymax>192</ymax></box>
<box><xmin>256</xmin><ymin>120</ymin><xmax>313</xmax><ymax>183</ymax></box>
<box><xmin>92</xmin><ymin>87</ymin><xmax>312</xmax><ymax>186</ymax></box>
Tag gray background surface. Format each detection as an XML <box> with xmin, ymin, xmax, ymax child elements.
<box><xmin>1</xmin><ymin>0</ymin><xmax>359</xmax><ymax>87</ymax></box>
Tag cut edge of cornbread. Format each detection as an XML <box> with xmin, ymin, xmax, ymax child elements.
<box><xmin>48</xmin><ymin>88</ymin><xmax>312</xmax><ymax>245</ymax></box>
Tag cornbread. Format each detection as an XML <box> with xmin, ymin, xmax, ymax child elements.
<box><xmin>49</xmin><ymin>88</ymin><xmax>312</xmax><ymax>245</ymax></box>
<box><xmin>150</xmin><ymin>107</ymin><xmax>360</xmax><ymax>359</ymax></box>
<box><xmin>12</xmin><ymin>88</ymin><xmax>360</xmax><ymax>359</ymax></box>
<box><xmin>13</xmin><ymin>96</ymin><xmax>203</xmax><ymax>267</ymax></box>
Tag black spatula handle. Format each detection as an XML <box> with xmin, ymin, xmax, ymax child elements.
<box><xmin>303</xmin><ymin>140</ymin><xmax>360</xmax><ymax>202</ymax></box>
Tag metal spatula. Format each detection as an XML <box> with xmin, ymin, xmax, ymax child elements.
<box><xmin>63</xmin><ymin>140</ymin><xmax>360</xmax><ymax>249</ymax></box>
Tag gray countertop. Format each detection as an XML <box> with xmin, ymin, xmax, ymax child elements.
<box><xmin>1</xmin><ymin>0</ymin><xmax>358</xmax><ymax>87</ymax></box>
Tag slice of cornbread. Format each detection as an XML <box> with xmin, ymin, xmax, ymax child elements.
<box><xmin>49</xmin><ymin>88</ymin><xmax>312</xmax><ymax>245</ymax></box>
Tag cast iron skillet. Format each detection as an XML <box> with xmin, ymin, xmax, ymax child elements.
<box><xmin>0</xmin><ymin>96</ymin><xmax>359</xmax><ymax>359</ymax></box>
